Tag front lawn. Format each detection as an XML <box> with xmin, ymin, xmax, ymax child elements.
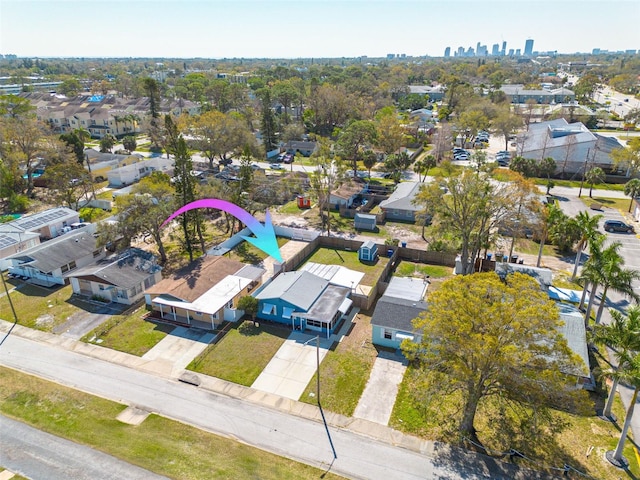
<box><xmin>390</xmin><ymin>365</ymin><xmax>639</xmax><ymax>480</ymax></box>
<box><xmin>188</xmin><ymin>321</ymin><xmax>290</xmax><ymax>386</ymax></box>
<box><xmin>300</xmin><ymin>311</ymin><xmax>378</xmax><ymax>415</ymax></box>
<box><xmin>82</xmin><ymin>307</ymin><xmax>174</xmax><ymax>356</ymax></box>
<box><xmin>0</xmin><ymin>283</ymin><xmax>92</xmax><ymax>332</ymax></box>
<box><xmin>0</xmin><ymin>367</ymin><xmax>342</xmax><ymax>480</ymax></box>
<box><xmin>300</xmin><ymin>247</ymin><xmax>390</xmax><ymax>286</ymax></box>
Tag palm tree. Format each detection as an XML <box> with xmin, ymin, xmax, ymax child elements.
<box><xmin>594</xmin><ymin>264</ymin><xmax>640</xmax><ymax>324</ymax></box>
<box><xmin>591</xmin><ymin>306</ymin><xmax>640</xmax><ymax>418</ymax></box>
<box><xmin>362</xmin><ymin>150</ymin><xmax>377</xmax><ymax>179</ymax></box>
<box><xmin>571</xmin><ymin>211</ymin><xmax>603</xmax><ymax>280</ymax></box>
<box><xmin>624</xmin><ymin>178</ymin><xmax>640</xmax><ymax>212</ymax></box>
<box><xmin>413</xmin><ymin>155</ymin><xmax>436</xmax><ymax>182</ymax></box>
<box><xmin>585</xmin><ymin>166</ymin><xmax>606</xmax><ymax>198</ymax></box>
<box><xmin>582</xmin><ymin>241</ymin><xmax>622</xmax><ymax>325</ymax></box>
<box><xmin>608</xmin><ymin>352</ymin><xmax>640</xmax><ymax>467</ymax></box>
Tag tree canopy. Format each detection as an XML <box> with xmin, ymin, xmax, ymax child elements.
<box><xmin>402</xmin><ymin>272</ymin><xmax>591</xmax><ymax>445</ymax></box>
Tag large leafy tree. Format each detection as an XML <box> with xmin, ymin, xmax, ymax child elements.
<box><xmin>192</xmin><ymin>110</ymin><xmax>255</xmax><ymax>169</ymax></box>
<box><xmin>591</xmin><ymin>306</ymin><xmax>640</xmax><ymax>419</ymax></box>
<box><xmin>257</xmin><ymin>88</ymin><xmax>278</xmax><ymax>154</ymax></box>
<box><xmin>44</xmin><ymin>161</ymin><xmax>93</xmax><ymax>211</ymax></box>
<box><xmin>492</xmin><ymin>109</ymin><xmax>522</xmax><ymax>151</ymax></box>
<box><xmin>414</xmin><ymin>170</ymin><xmax>538</xmax><ymax>274</ymax></box>
<box><xmin>336</xmin><ymin>120</ymin><xmax>377</xmax><ymax>178</ymax></box>
<box><xmin>114</xmin><ymin>172</ymin><xmax>175</xmax><ymax>263</ymax></box>
<box><xmin>375</xmin><ymin>108</ymin><xmax>405</xmax><ymax>156</ymax></box>
<box><xmin>403</xmin><ymin>272</ymin><xmax>590</xmax><ymax>445</ymax></box>
<box><xmin>59</xmin><ymin>132</ymin><xmax>85</xmax><ymax>163</ymax></box>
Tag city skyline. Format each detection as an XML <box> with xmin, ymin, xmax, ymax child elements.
<box><xmin>1</xmin><ymin>1</ymin><xmax>638</xmax><ymax>59</ymax></box>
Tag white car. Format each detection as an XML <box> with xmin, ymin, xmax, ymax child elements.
<box><xmin>270</xmin><ymin>163</ymin><xmax>284</xmax><ymax>170</ymax></box>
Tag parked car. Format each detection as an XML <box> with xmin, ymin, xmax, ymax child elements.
<box><xmin>283</xmin><ymin>153</ymin><xmax>295</xmax><ymax>164</ymax></box>
<box><xmin>604</xmin><ymin>220</ymin><xmax>635</xmax><ymax>233</ymax></box>
<box><xmin>270</xmin><ymin>163</ymin><xmax>284</xmax><ymax>170</ymax></box>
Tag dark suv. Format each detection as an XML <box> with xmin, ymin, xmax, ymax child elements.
<box><xmin>604</xmin><ymin>220</ymin><xmax>635</xmax><ymax>233</ymax></box>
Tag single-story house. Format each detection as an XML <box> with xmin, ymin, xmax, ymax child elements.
<box><xmin>69</xmin><ymin>248</ymin><xmax>162</xmax><ymax>305</ymax></box>
<box><xmin>6</xmin><ymin>230</ymin><xmax>105</xmax><ymax>287</ymax></box>
<box><xmin>330</xmin><ymin>178</ymin><xmax>368</xmax><ymax>208</ymax></box>
<box><xmin>284</xmin><ymin>140</ymin><xmax>318</xmax><ymax>157</ymax></box>
<box><xmin>107</xmin><ymin>156</ymin><xmax>174</xmax><ymax>187</ymax></box>
<box><xmin>354</xmin><ymin>213</ymin><xmax>376</xmax><ymax>231</ymax></box>
<box><xmin>358</xmin><ymin>240</ymin><xmax>378</xmax><ymax>262</ymax></box>
<box><xmin>0</xmin><ymin>227</ymin><xmax>40</xmax><ymax>267</ymax></box>
<box><xmin>379</xmin><ymin>181</ymin><xmax>423</xmax><ymax>222</ymax></box>
<box><xmin>407</xmin><ymin>85</ymin><xmax>446</xmax><ymax>102</ymax></box>
<box><xmin>145</xmin><ymin>256</ymin><xmax>264</xmax><ymax>330</ymax></box>
<box><xmin>2</xmin><ymin>207</ymin><xmax>79</xmax><ymax>241</ymax></box>
<box><xmin>371</xmin><ymin>277</ymin><xmax>429</xmax><ymax>350</ymax></box>
<box><xmin>517</xmin><ymin>118</ymin><xmax>624</xmax><ymax>175</ymax></box>
<box><xmin>255</xmin><ymin>271</ymin><xmax>352</xmax><ymax>338</ymax></box>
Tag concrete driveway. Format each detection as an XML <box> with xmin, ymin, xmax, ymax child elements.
<box><xmin>251</xmin><ymin>331</ymin><xmax>331</xmax><ymax>400</ymax></box>
<box><xmin>142</xmin><ymin>326</ymin><xmax>215</xmax><ymax>376</ymax></box>
<box><xmin>354</xmin><ymin>351</ymin><xmax>407</xmax><ymax>425</ymax></box>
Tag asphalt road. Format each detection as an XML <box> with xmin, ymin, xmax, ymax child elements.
<box><xmin>0</xmin><ymin>334</ymin><xmax>451</xmax><ymax>480</ymax></box>
<box><xmin>0</xmin><ymin>414</ymin><xmax>169</xmax><ymax>480</ymax></box>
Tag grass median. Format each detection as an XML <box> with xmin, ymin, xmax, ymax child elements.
<box><xmin>0</xmin><ymin>366</ymin><xmax>342</xmax><ymax>480</ymax></box>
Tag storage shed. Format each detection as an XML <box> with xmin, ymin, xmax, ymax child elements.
<box><xmin>297</xmin><ymin>195</ymin><xmax>311</xmax><ymax>209</ymax></box>
<box><xmin>354</xmin><ymin>213</ymin><xmax>376</xmax><ymax>231</ymax></box>
<box><xmin>358</xmin><ymin>240</ymin><xmax>378</xmax><ymax>262</ymax></box>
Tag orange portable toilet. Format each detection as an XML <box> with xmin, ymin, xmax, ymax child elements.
<box><xmin>297</xmin><ymin>195</ymin><xmax>311</xmax><ymax>209</ymax></box>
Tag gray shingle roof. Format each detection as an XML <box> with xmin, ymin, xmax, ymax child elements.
<box><xmin>70</xmin><ymin>248</ymin><xmax>160</xmax><ymax>289</ymax></box>
<box><xmin>256</xmin><ymin>271</ymin><xmax>328</xmax><ymax>311</ymax></box>
<box><xmin>7</xmin><ymin>231</ymin><xmax>97</xmax><ymax>273</ymax></box>
<box><xmin>295</xmin><ymin>285</ymin><xmax>350</xmax><ymax>322</ymax></box>
<box><xmin>379</xmin><ymin>182</ymin><xmax>422</xmax><ymax>212</ymax></box>
<box><xmin>370</xmin><ymin>296</ymin><xmax>427</xmax><ymax>331</ymax></box>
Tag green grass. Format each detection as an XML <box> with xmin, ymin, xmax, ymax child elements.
<box><xmin>300</xmin><ymin>312</ymin><xmax>378</xmax><ymax>415</ymax></box>
<box><xmin>395</xmin><ymin>261</ymin><xmax>451</xmax><ymax>279</ymax></box>
<box><xmin>0</xmin><ymin>367</ymin><xmax>342</xmax><ymax>480</ymax></box>
<box><xmin>278</xmin><ymin>199</ymin><xmax>307</xmax><ymax>215</ymax></box>
<box><xmin>0</xmin><ymin>283</ymin><xmax>97</xmax><ymax>332</ymax></box>
<box><xmin>580</xmin><ymin>196</ymin><xmax>630</xmax><ymax>212</ymax></box>
<box><xmin>390</xmin><ymin>366</ymin><xmax>640</xmax><ymax>480</ymax></box>
<box><xmin>535</xmin><ymin>178</ymin><xmax>626</xmax><ymax>192</ymax></box>
<box><xmin>81</xmin><ymin>307</ymin><xmax>175</xmax><ymax>356</ymax></box>
<box><xmin>228</xmin><ymin>237</ymin><xmax>289</xmax><ymax>264</ymax></box>
<box><xmin>188</xmin><ymin>321</ymin><xmax>290</xmax><ymax>386</ymax></box>
<box><xmin>513</xmin><ymin>238</ymin><xmax>561</xmax><ymax>257</ymax></box>
<box><xmin>301</xmin><ymin>247</ymin><xmax>390</xmax><ymax>286</ymax></box>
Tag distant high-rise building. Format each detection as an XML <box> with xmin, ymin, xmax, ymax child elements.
<box><xmin>444</xmin><ymin>47</ymin><xmax>451</xmax><ymax>57</ymax></box>
<box><xmin>457</xmin><ymin>46</ymin><xmax>465</xmax><ymax>57</ymax></box>
<box><xmin>386</xmin><ymin>53</ymin><xmax>395</xmax><ymax>60</ymax></box>
<box><xmin>515</xmin><ymin>48</ymin><xmax>521</xmax><ymax>56</ymax></box>
<box><xmin>524</xmin><ymin>39</ymin><xmax>534</xmax><ymax>56</ymax></box>
<box><xmin>476</xmin><ymin>42</ymin><xmax>481</xmax><ymax>55</ymax></box>
<box><xmin>508</xmin><ymin>49</ymin><xmax>514</xmax><ymax>57</ymax></box>
<box><xmin>592</xmin><ymin>48</ymin><xmax>601</xmax><ymax>55</ymax></box>
<box><xmin>467</xmin><ymin>47</ymin><xmax>475</xmax><ymax>56</ymax></box>
<box><xmin>492</xmin><ymin>44</ymin><xmax>500</xmax><ymax>56</ymax></box>
<box><xmin>502</xmin><ymin>41</ymin><xmax>507</xmax><ymax>56</ymax></box>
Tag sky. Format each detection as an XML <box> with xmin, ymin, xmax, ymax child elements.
<box><xmin>1</xmin><ymin>0</ymin><xmax>638</xmax><ymax>59</ymax></box>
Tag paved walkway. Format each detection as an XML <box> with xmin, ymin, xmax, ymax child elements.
<box><xmin>142</xmin><ymin>326</ymin><xmax>215</xmax><ymax>377</ymax></box>
<box><xmin>251</xmin><ymin>331</ymin><xmax>332</xmax><ymax>400</ymax></box>
<box><xmin>354</xmin><ymin>351</ymin><xmax>408</xmax><ymax>425</ymax></box>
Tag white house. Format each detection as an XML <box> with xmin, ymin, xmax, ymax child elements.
<box><xmin>6</xmin><ymin>230</ymin><xmax>104</xmax><ymax>287</ymax></box>
<box><xmin>107</xmin><ymin>156</ymin><xmax>174</xmax><ymax>187</ymax></box>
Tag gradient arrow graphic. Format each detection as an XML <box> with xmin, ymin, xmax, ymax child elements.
<box><xmin>161</xmin><ymin>199</ymin><xmax>283</xmax><ymax>262</ymax></box>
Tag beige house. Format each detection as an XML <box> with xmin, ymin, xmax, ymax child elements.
<box><xmin>144</xmin><ymin>256</ymin><xmax>264</xmax><ymax>330</ymax></box>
